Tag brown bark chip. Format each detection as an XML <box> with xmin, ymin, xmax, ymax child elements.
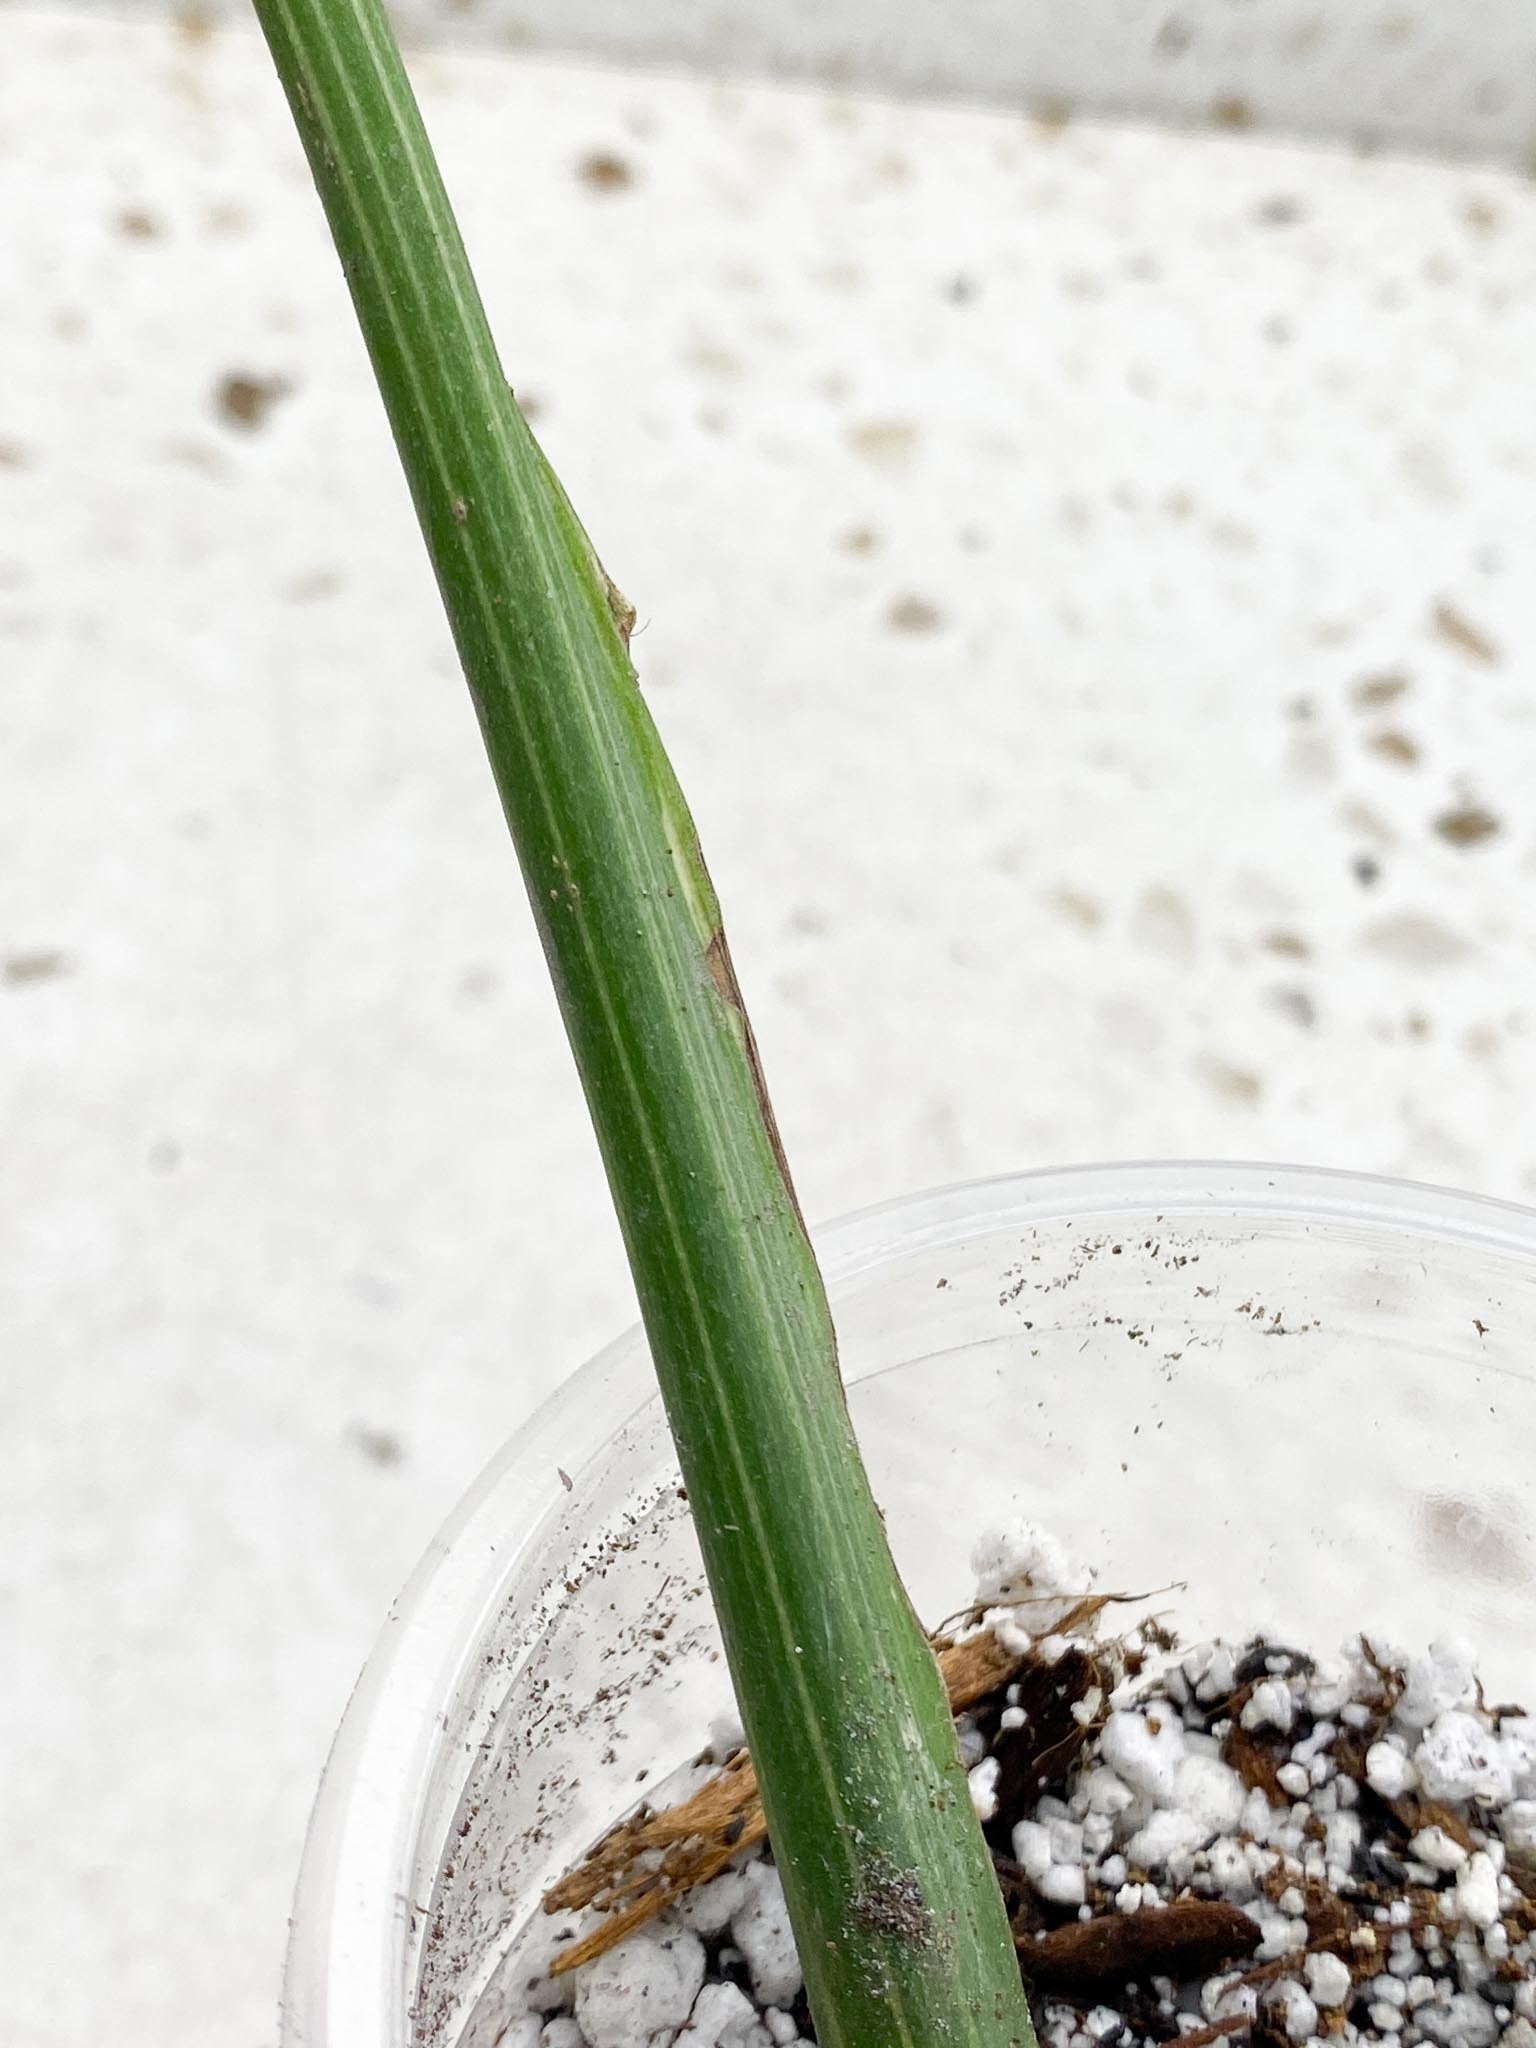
<box><xmin>1018</xmin><ymin>1900</ymin><xmax>1262</xmax><ymax>1996</ymax></box>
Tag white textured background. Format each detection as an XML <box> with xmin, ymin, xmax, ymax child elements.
<box><xmin>3</xmin><ymin>7</ymin><xmax>1535</xmax><ymax>2047</ymax></box>
<box><xmin>72</xmin><ymin>0</ymin><xmax>1536</xmax><ymax>165</ymax></box>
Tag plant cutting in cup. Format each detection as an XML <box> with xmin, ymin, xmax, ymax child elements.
<box><xmin>248</xmin><ymin>3</ymin><xmax>1536</xmax><ymax>2045</ymax></box>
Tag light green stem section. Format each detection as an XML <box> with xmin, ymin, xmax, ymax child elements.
<box><xmin>246</xmin><ymin>6</ymin><xmax>1036</xmax><ymax>2046</ymax></box>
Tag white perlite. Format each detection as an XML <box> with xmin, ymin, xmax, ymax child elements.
<box><xmin>998</xmin><ymin>1607</ymin><xmax>1536</xmax><ymax>2046</ymax></box>
<box><xmin>1305</xmin><ymin>1950</ymin><xmax>1353</xmax><ymax>2009</ymax></box>
<box><xmin>680</xmin><ymin>1983</ymin><xmax>768</xmax><ymax>2048</ymax></box>
<box><xmin>678</xmin><ymin>1871</ymin><xmax>752</xmax><ymax>1939</ymax></box>
<box><xmin>968</xmin><ymin>1753</ymin><xmax>1001</xmax><ymax>1822</ymax></box>
<box><xmin>537</xmin><ymin>1531</ymin><xmax>1535</xmax><ymax>2048</ymax></box>
<box><xmin>573</xmin><ymin>1931</ymin><xmax>706</xmax><ymax>2048</ymax></box>
<box><xmin>970</xmin><ymin>1524</ymin><xmax>1092</xmax><ymax>1656</ymax></box>
<box><xmin>730</xmin><ymin>1862</ymin><xmax>801</xmax><ymax>2010</ymax></box>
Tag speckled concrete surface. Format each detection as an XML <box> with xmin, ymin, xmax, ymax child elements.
<box><xmin>80</xmin><ymin>0</ymin><xmax>1536</xmax><ymax>166</ymax></box>
<box><xmin>3</xmin><ymin>11</ymin><xmax>1536</xmax><ymax>2047</ymax></box>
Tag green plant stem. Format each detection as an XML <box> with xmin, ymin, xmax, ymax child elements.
<box><xmin>247</xmin><ymin>7</ymin><xmax>1035</xmax><ymax>2046</ymax></box>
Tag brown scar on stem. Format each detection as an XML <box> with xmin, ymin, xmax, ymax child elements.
<box><xmin>705</xmin><ymin>924</ymin><xmax>807</xmax><ymax>1234</ymax></box>
<box><xmin>603</xmin><ymin>572</ymin><xmax>636</xmax><ymax>648</ymax></box>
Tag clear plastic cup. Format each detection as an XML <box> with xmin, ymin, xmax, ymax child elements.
<box><xmin>280</xmin><ymin>1162</ymin><xmax>1536</xmax><ymax>2048</ymax></box>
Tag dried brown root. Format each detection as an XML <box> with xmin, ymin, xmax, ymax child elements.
<box><xmin>1017</xmin><ymin>1898</ymin><xmax>1261</xmax><ymax>1995</ymax></box>
<box><xmin>541</xmin><ymin>1599</ymin><xmax>1118</xmax><ymax>1976</ymax></box>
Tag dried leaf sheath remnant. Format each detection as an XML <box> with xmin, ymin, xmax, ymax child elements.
<box><xmin>543</xmin><ymin>1609</ymin><xmax>1114</xmax><ymax>1976</ymax></box>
